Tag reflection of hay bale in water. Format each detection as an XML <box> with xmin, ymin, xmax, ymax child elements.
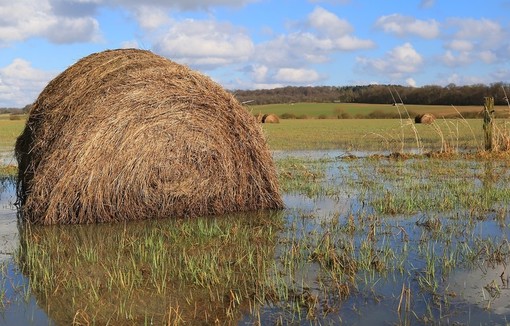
<box><xmin>414</xmin><ymin>113</ymin><xmax>436</xmax><ymax>124</ymax></box>
<box><xmin>17</xmin><ymin>211</ymin><xmax>283</xmax><ymax>324</ymax></box>
<box><xmin>15</xmin><ymin>49</ymin><xmax>283</xmax><ymax>225</ymax></box>
<box><xmin>261</xmin><ymin>114</ymin><xmax>280</xmax><ymax>123</ymax></box>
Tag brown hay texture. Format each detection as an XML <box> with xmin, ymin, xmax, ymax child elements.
<box><xmin>414</xmin><ymin>113</ymin><xmax>436</xmax><ymax>124</ymax></box>
<box><xmin>15</xmin><ymin>49</ymin><xmax>283</xmax><ymax>225</ymax></box>
<box><xmin>261</xmin><ymin>114</ymin><xmax>280</xmax><ymax>123</ymax></box>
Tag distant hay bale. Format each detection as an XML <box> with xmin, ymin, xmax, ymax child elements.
<box><xmin>415</xmin><ymin>113</ymin><xmax>436</xmax><ymax>124</ymax></box>
<box><xmin>15</xmin><ymin>49</ymin><xmax>283</xmax><ymax>225</ymax></box>
<box><xmin>261</xmin><ymin>114</ymin><xmax>280</xmax><ymax>123</ymax></box>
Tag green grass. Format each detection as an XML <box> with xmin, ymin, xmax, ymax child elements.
<box><xmin>0</xmin><ymin>116</ymin><xmax>24</xmax><ymax>152</ymax></box>
<box><xmin>262</xmin><ymin>118</ymin><xmax>488</xmax><ymax>151</ymax></box>
<box><xmin>0</xmin><ymin>114</ymin><xmax>506</xmax><ymax>154</ymax></box>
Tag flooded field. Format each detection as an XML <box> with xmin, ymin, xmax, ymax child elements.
<box><xmin>0</xmin><ymin>151</ymin><xmax>509</xmax><ymax>325</ymax></box>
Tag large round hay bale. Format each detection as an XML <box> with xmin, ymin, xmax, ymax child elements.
<box><xmin>15</xmin><ymin>49</ymin><xmax>283</xmax><ymax>225</ymax></box>
<box><xmin>415</xmin><ymin>113</ymin><xmax>436</xmax><ymax>124</ymax></box>
<box><xmin>261</xmin><ymin>114</ymin><xmax>280</xmax><ymax>123</ymax></box>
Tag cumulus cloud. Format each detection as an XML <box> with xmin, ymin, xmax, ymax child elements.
<box><xmin>375</xmin><ymin>14</ymin><xmax>440</xmax><ymax>39</ymax></box>
<box><xmin>0</xmin><ymin>59</ymin><xmax>55</xmax><ymax>107</ymax></box>
<box><xmin>121</xmin><ymin>40</ymin><xmax>140</xmax><ymax>48</ymax></box>
<box><xmin>440</xmin><ymin>18</ymin><xmax>510</xmax><ymax>67</ymax></box>
<box><xmin>308</xmin><ymin>7</ymin><xmax>353</xmax><ymax>37</ymax></box>
<box><xmin>441</xmin><ymin>50</ymin><xmax>471</xmax><ymax>66</ymax></box>
<box><xmin>152</xmin><ymin>19</ymin><xmax>254</xmax><ymax>68</ymax></box>
<box><xmin>0</xmin><ymin>0</ymin><xmax>257</xmax><ymax>46</ymax></box>
<box><xmin>446</xmin><ymin>40</ymin><xmax>473</xmax><ymax>52</ymax></box>
<box><xmin>0</xmin><ymin>0</ymin><xmax>101</xmax><ymax>46</ymax></box>
<box><xmin>478</xmin><ymin>50</ymin><xmax>497</xmax><ymax>64</ymax></box>
<box><xmin>274</xmin><ymin>68</ymin><xmax>320</xmax><ymax>84</ymax></box>
<box><xmin>255</xmin><ymin>7</ymin><xmax>373</xmax><ymax>68</ymax></box>
<box><xmin>405</xmin><ymin>78</ymin><xmax>417</xmax><ymax>87</ymax></box>
<box><xmin>446</xmin><ymin>18</ymin><xmax>504</xmax><ymax>44</ymax></box>
<box><xmin>131</xmin><ymin>5</ymin><xmax>170</xmax><ymax>30</ymax></box>
<box><xmin>251</xmin><ymin>65</ymin><xmax>269</xmax><ymax>83</ymax></box>
<box><xmin>356</xmin><ymin>43</ymin><xmax>423</xmax><ymax>78</ymax></box>
<box><xmin>111</xmin><ymin>0</ymin><xmax>256</xmax><ymax>11</ymax></box>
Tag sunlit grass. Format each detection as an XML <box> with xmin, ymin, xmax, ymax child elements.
<box><xmin>262</xmin><ymin>118</ymin><xmax>488</xmax><ymax>151</ymax></box>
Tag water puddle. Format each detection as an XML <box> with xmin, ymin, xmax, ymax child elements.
<box><xmin>0</xmin><ymin>152</ymin><xmax>509</xmax><ymax>324</ymax></box>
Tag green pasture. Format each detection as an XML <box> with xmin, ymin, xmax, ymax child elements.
<box><xmin>0</xmin><ymin>113</ymin><xmax>504</xmax><ymax>153</ymax></box>
<box><xmin>0</xmin><ymin>115</ymin><xmax>24</xmax><ymax>152</ymax></box>
<box><xmin>249</xmin><ymin>102</ymin><xmax>508</xmax><ymax>119</ymax></box>
<box><xmin>261</xmin><ymin>118</ymin><xmax>492</xmax><ymax>151</ymax></box>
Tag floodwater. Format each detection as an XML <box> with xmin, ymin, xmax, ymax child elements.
<box><xmin>0</xmin><ymin>151</ymin><xmax>509</xmax><ymax>325</ymax></box>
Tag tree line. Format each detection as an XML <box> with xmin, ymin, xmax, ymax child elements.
<box><xmin>2</xmin><ymin>83</ymin><xmax>509</xmax><ymax>113</ymax></box>
<box><xmin>232</xmin><ymin>82</ymin><xmax>510</xmax><ymax>106</ymax></box>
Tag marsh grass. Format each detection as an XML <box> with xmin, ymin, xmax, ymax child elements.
<box><xmin>17</xmin><ymin>212</ymin><xmax>287</xmax><ymax>324</ymax></box>
<box><xmin>272</xmin><ymin>154</ymin><xmax>510</xmax><ymax>324</ymax></box>
<box><xmin>5</xmin><ymin>141</ymin><xmax>510</xmax><ymax>324</ymax></box>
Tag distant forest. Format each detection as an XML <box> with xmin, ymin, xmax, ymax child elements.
<box><xmin>232</xmin><ymin>82</ymin><xmax>510</xmax><ymax>106</ymax></box>
<box><xmin>1</xmin><ymin>83</ymin><xmax>509</xmax><ymax>114</ymax></box>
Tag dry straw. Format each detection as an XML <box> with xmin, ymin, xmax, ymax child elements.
<box><xmin>261</xmin><ymin>114</ymin><xmax>280</xmax><ymax>123</ymax></box>
<box><xmin>15</xmin><ymin>49</ymin><xmax>283</xmax><ymax>225</ymax></box>
<box><xmin>414</xmin><ymin>113</ymin><xmax>436</xmax><ymax>124</ymax></box>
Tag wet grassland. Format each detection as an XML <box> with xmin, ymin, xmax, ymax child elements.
<box><xmin>0</xmin><ymin>114</ymin><xmax>510</xmax><ymax>324</ymax></box>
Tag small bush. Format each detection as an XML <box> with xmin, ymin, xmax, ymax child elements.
<box><xmin>280</xmin><ymin>112</ymin><xmax>296</xmax><ymax>119</ymax></box>
<box><xmin>9</xmin><ymin>114</ymin><xmax>25</xmax><ymax>120</ymax></box>
<box><xmin>318</xmin><ymin>114</ymin><xmax>328</xmax><ymax>119</ymax></box>
<box><xmin>296</xmin><ymin>114</ymin><xmax>309</xmax><ymax>119</ymax></box>
<box><xmin>337</xmin><ymin>112</ymin><xmax>352</xmax><ymax>119</ymax></box>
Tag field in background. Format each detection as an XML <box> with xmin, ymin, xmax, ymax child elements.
<box><xmin>0</xmin><ymin>112</ymin><xmax>504</xmax><ymax>153</ymax></box>
<box><xmin>249</xmin><ymin>102</ymin><xmax>510</xmax><ymax>119</ymax></box>
<box><xmin>261</xmin><ymin>118</ymin><xmax>487</xmax><ymax>151</ymax></box>
<box><xmin>0</xmin><ymin>114</ymin><xmax>25</xmax><ymax>152</ymax></box>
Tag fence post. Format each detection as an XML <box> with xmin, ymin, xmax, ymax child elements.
<box><xmin>483</xmin><ymin>97</ymin><xmax>495</xmax><ymax>151</ymax></box>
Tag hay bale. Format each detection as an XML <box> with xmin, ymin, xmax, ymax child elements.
<box><xmin>415</xmin><ymin>113</ymin><xmax>436</xmax><ymax>124</ymax></box>
<box><xmin>261</xmin><ymin>114</ymin><xmax>280</xmax><ymax>123</ymax></box>
<box><xmin>15</xmin><ymin>49</ymin><xmax>283</xmax><ymax>225</ymax></box>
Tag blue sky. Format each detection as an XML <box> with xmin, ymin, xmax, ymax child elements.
<box><xmin>1</xmin><ymin>0</ymin><xmax>510</xmax><ymax>107</ymax></box>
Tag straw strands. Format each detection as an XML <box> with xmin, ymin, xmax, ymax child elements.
<box><xmin>15</xmin><ymin>49</ymin><xmax>283</xmax><ymax>225</ymax></box>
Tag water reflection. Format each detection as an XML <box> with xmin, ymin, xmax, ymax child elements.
<box><xmin>17</xmin><ymin>210</ymin><xmax>284</xmax><ymax>325</ymax></box>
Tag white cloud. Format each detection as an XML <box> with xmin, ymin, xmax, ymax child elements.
<box><xmin>274</xmin><ymin>68</ymin><xmax>320</xmax><ymax>83</ymax></box>
<box><xmin>252</xmin><ymin>65</ymin><xmax>269</xmax><ymax>83</ymax></box>
<box><xmin>131</xmin><ymin>5</ymin><xmax>170</xmax><ymax>30</ymax></box>
<box><xmin>478</xmin><ymin>50</ymin><xmax>497</xmax><ymax>64</ymax></box>
<box><xmin>441</xmin><ymin>50</ymin><xmax>471</xmax><ymax>67</ymax></box>
<box><xmin>153</xmin><ymin>19</ymin><xmax>254</xmax><ymax>68</ymax></box>
<box><xmin>308</xmin><ymin>7</ymin><xmax>352</xmax><ymax>37</ymax></box>
<box><xmin>375</xmin><ymin>14</ymin><xmax>440</xmax><ymax>39</ymax></box>
<box><xmin>439</xmin><ymin>73</ymin><xmax>486</xmax><ymax>86</ymax></box>
<box><xmin>356</xmin><ymin>43</ymin><xmax>423</xmax><ymax>78</ymax></box>
<box><xmin>254</xmin><ymin>8</ymin><xmax>373</xmax><ymax>68</ymax></box>
<box><xmin>446</xmin><ymin>40</ymin><xmax>473</xmax><ymax>52</ymax></box>
<box><xmin>447</xmin><ymin>18</ymin><xmax>504</xmax><ymax>44</ymax></box>
<box><xmin>439</xmin><ymin>18</ymin><xmax>510</xmax><ymax>67</ymax></box>
<box><xmin>0</xmin><ymin>0</ymin><xmax>101</xmax><ymax>46</ymax></box>
<box><xmin>45</xmin><ymin>17</ymin><xmax>101</xmax><ymax>43</ymax></box>
<box><xmin>405</xmin><ymin>78</ymin><xmax>417</xmax><ymax>87</ymax></box>
<box><xmin>111</xmin><ymin>0</ymin><xmax>256</xmax><ymax>11</ymax></box>
<box><xmin>0</xmin><ymin>59</ymin><xmax>55</xmax><ymax>107</ymax></box>
<box><xmin>120</xmin><ymin>40</ymin><xmax>140</xmax><ymax>48</ymax></box>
